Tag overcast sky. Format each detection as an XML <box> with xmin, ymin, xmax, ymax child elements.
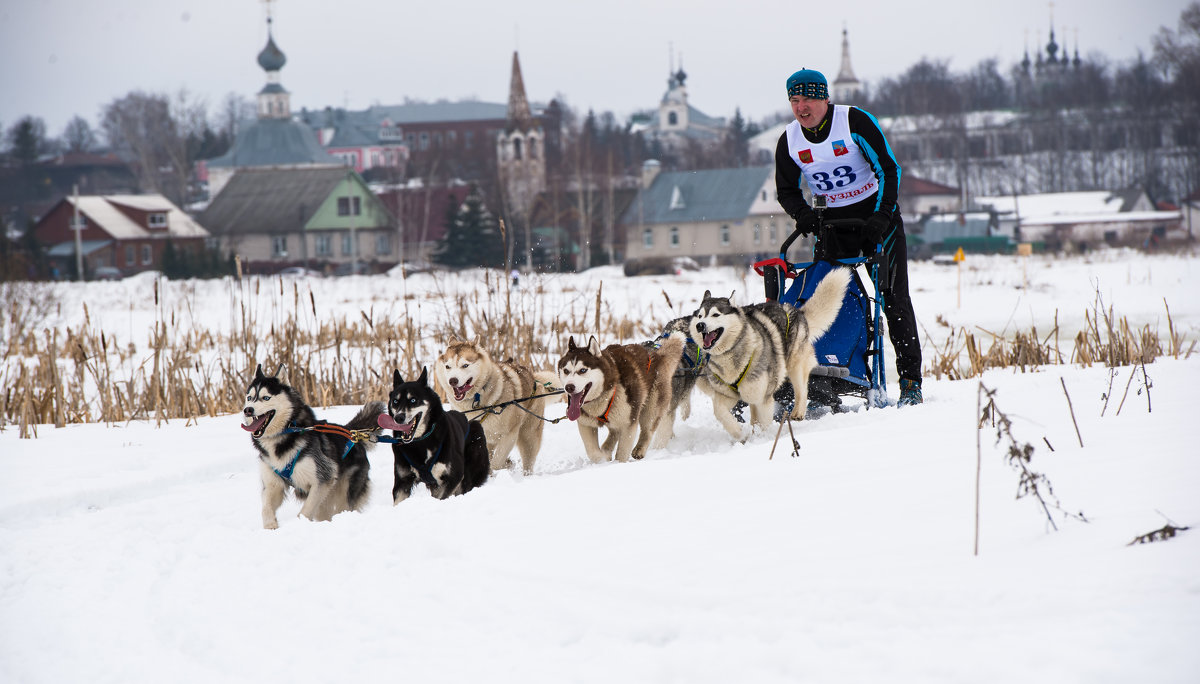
<box><xmin>1</xmin><ymin>0</ymin><xmax>1191</xmax><ymax>138</ymax></box>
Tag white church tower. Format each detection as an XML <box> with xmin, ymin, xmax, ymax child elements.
<box><xmin>832</xmin><ymin>27</ymin><xmax>864</xmax><ymax>103</ymax></box>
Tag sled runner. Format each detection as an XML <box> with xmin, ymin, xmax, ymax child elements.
<box><xmin>753</xmin><ymin>215</ymin><xmax>890</xmax><ymax>410</ymax></box>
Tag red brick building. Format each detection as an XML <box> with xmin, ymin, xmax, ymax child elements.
<box><xmin>33</xmin><ymin>194</ymin><xmax>210</xmax><ymax>278</ymax></box>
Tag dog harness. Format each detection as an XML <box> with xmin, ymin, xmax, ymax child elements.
<box><xmin>283</xmin><ymin>422</ymin><xmax>371</xmax><ymax>459</ymax></box>
<box><xmin>595</xmin><ymin>388</ymin><xmax>618</xmax><ymax>425</ymax></box>
<box><xmin>272</xmin><ymin>448</ymin><xmax>306</xmax><ymax>494</ymax></box>
<box><xmin>713</xmin><ymin>353</ymin><xmax>755</xmax><ymax>392</ymax></box>
<box><xmin>380</xmin><ymin>423</ymin><xmax>451</xmax><ymax>491</ymax></box>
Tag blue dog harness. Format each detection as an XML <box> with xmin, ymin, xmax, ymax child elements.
<box><xmin>268</xmin><ymin>422</ymin><xmax>365</xmax><ymax>491</ymax></box>
<box><xmin>272</xmin><ymin>448</ymin><xmax>306</xmax><ymax>494</ymax></box>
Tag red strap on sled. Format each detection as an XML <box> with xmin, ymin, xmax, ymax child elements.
<box><xmin>752</xmin><ymin>257</ymin><xmax>797</xmax><ymax>278</ymax></box>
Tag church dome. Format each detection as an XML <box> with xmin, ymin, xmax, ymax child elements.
<box><xmin>257</xmin><ymin>31</ymin><xmax>287</xmax><ymax>72</ymax></box>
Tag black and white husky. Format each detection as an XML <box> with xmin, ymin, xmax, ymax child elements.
<box><xmin>378</xmin><ymin>367</ymin><xmax>490</xmax><ymax>503</ymax></box>
<box><xmin>242</xmin><ymin>364</ymin><xmax>381</xmax><ymax>529</ymax></box>
<box><xmin>689</xmin><ymin>267</ymin><xmax>850</xmax><ymax>438</ymax></box>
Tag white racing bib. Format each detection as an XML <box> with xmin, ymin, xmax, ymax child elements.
<box><xmin>785</xmin><ymin>105</ymin><xmax>877</xmax><ymax>207</ymax></box>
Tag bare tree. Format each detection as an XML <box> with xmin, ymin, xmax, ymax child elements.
<box><xmin>61</xmin><ymin>116</ymin><xmax>97</xmax><ymax>154</ymax></box>
<box><xmin>101</xmin><ymin>90</ymin><xmax>207</xmax><ymax>205</ymax></box>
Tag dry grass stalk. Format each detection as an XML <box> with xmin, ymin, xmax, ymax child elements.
<box><xmin>1</xmin><ymin>274</ymin><xmax>1192</xmax><ymax>437</ymax></box>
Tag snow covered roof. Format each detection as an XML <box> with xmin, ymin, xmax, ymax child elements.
<box><xmin>876</xmin><ymin>110</ymin><xmax>1022</xmax><ymax>134</ymax></box>
<box><xmin>975</xmin><ymin>191</ymin><xmax>1139</xmax><ymax>218</ymax></box>
<box><xmin>67</xmin><ymin>195</ymin><xmax>210</xmax><ymax>240</ymax></box>
<box><xmin>1020</xmin><ymin>210</ymin><xmax>1182</xmax><ymax>226</ymax></box>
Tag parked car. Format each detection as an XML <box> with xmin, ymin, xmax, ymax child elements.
<box><xmin>93</xmin><ymin>266</ymin><xmax>122</xmax><ymax>281</ymax></box>
<box><xmin>279</xmin><ymin>266</ymin><xmax>324</xmax><ymax>278</ymax></box>
<box><xmin>622</xmin><ymin>256</ymin><xmax>701</xmax><ymax>277</ymax></box>
<box><xmin>333</xmin><ymin>262</ymin><xmax>372</xmax><ymax>276</ymax></box>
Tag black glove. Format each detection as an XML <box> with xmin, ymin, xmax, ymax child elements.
<box><xmin>795</xmin><ymin>206</ymin><xmax>818</xmax><ymax>236</ymax></box>
<box><xmin>865</xmin><ymin>211</ymin><xmax>891</xmax><ymax>244</ymax></box>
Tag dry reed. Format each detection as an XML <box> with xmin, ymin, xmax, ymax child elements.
<box><xmin>1</xmin><ymin>274</ymin><xmax>1192</xmax><ymax>437</ymax></box>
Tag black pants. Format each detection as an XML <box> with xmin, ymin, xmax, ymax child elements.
<box><xmin>815</xmin><ymin>215</ymin><xmax>922</xmax><ymax>382</ymax></box>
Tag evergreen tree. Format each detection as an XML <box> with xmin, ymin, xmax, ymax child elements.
<box><xmin>724</xmin><ymin>107</ymin><xmax>750</xmax><ymax>167</ymax></box>
<box><xmin>434</xmin><ymin>188</ymin><xmax>504</xmax><ymax>268</ymax></box>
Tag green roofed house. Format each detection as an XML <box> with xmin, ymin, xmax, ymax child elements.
<box><xmin>198</xmin><ymin>167</ymin><xmax>395</xmax><ymax>275</ymax></box>
<box><xmin>621</xmin><ymin>162</ymin><xmax>793</xmax><ymax>269</ymax></box>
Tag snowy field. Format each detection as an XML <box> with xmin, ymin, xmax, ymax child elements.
<box><xmin>1</xmin><ymin>249</ymin><xmax>1198</xmax><ymax>683</ymax></box>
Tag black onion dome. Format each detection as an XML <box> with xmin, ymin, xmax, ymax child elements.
<box><xmin>257</xmin><ymin>33</ymin><xmax>286</xmax><ymax>72</ymax></box>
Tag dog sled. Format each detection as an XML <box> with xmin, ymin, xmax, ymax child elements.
<box><xmin>753</xmin><ymin>214</ymin><xmax>891</xmax><ymax>411</ymax></box>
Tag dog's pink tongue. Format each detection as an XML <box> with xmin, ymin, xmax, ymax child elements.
<box><xmin>703</xmin><ymin>331</ymin><xmax>719</xmax><ymax>348</ymax></box>
<box><xmin>377</xmin><ymin>414</ymin><xmax>404</xmax><ymax>431</ymax></box>
<box><xmin>241</xmin><ymin>414</ymin><xmax>268</xmax><ymax>432</ymax></box>
<box><xmin>566</xmin><ymin>392</ymin><xmax>584</xmax><ymax>421</ymax></box>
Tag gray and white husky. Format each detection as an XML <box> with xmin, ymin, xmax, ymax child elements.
<box><xmin>689</xmin><ymin>268</ymin><xmax>849</xmax><ymax>438</ymax></box>
<box><xmin>644</xmin><ymin>315</ymin><xmax>703</xmax><ymax>447</ymax></box>
<box><xmin>242</xmin><ymin>364</ymin><xmax>381</xmax><ymax>529</ymax></box>
<box><xmin>555</xmin><ymin>332</ymin><xmax>685</xmax><ymax>463</ymax></box>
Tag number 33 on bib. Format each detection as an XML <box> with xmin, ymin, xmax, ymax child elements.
<box><xmin>785</xmin><ymin>105</ymin><xmax>878</xmax><ymax>207</ymax></box>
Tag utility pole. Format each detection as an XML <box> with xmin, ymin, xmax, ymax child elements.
<box><xmin>71</xmin><ymin>184</ymin><xmax>85</xmax><ymax>281</ymax></box>
<box><xmin>349</xmin><ymin>173</ymin><xmax>359</xmax><ymax>275</ymax></box>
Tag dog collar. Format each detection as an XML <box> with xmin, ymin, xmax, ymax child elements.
<box><xmin>401</xmin><ymin>421</ymin><xmax>437</xmax><ymax>444</ymax></box>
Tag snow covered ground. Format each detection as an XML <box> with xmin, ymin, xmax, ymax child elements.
<box><xmin>1</xmin><ymin>249</ymin><xmax>1198</xmax><ymax>683</ymax></box>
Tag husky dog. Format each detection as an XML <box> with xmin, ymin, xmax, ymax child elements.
<box><xmin>433</xmin><ymin>339</ymin><xmax>552</xmax><ymax>474</ymax></box>
<box><xmin>689</xmin><ymin>268</ymin><xmax>850</xmax><ymax>438</ymax></box>
<box><xmin>242</xmin><ymin>364</ymin><xmax>380</xmax><ymax>529</ymax></box>
<box><xmin>556</xmin><ymin>333</ymin><xmax>685</xmax><ymax>463</ymax></box>
<box><xmin>378</xmin><ymin>367</ymin><xmax>490</xmax><ymax>503</ymax></box>
<box><xmin>643</xmin><ymin>316</ymin><xmax>704</xmax><ymax>447</ymax></box>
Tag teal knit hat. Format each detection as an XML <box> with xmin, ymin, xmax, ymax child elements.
<box><xmin>786</xmin><ymin>69</ymin><xmax>828</xmax><ymax>99</ymax></box>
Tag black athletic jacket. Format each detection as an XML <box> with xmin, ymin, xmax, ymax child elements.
<box><xmin>774</xmin><ymin>105</ymin><xmax>901</xmax><ymax>224</ymax></box>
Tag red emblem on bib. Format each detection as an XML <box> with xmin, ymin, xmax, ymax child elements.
<box><xmin>797</xmin><ymin>149</ymin><xmax>813</xmax><ymax>164</ymax></box>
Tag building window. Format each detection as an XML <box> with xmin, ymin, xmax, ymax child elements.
<box><xmin>315</xmin><ymin>234</ymin><xmax>332</xmax><ymax>257</ymax></box>
<box><xmin>148</xmin><ymin>212</ymin><xmax>167</xmax><ymax>228</ymax></box>
<box><xmin>405</xmin><ymin>133</ymin><xmax>415</xmax><ymax>147</ymax></box>
<box><xmin>141</xmin><ymin>244</ymin><xmax>152</xmax><ymax>265</ymax></box>
<box><xmin>668</xmin><ymin>111</ymin><xmax>678</xmax><ymax>126</ymax></box>
<box><xmin>125</xmin><ymin>244</ymin><xmax>135</xmax><ymax>266</ymax></box>
<box><xmin>513</xmin><ymin>138</ymin><xmax>523</xmax><ymax>160</ymax></box>
<box><xmin>342</xmin><ymin>233</ymin><xmax>353</xmax><ymax>256</ymax></box>
<box><xmin>669</xmin><ymin>226</ymin><xmax>679</xmax><ymax>248</ymax></box>
<box><xmin>375</xmin><ymin>233</ymin><xmax>391</xmax><ymax>256</ymax></box>
<box><xmin>433</xmin><ymin>132</ymin><xmax>443</xmax><ymax>147</ymax></box>
<box><xmin>761</xmin><ymin>191</ymin><xmax>768</xmax><ymax>201</ymax></box>
<box><xmin>770</xmin><ymin>223</ymin><xmax>777</xmax><ymax>241</ymax></box>
<box><xmin>643</xmin><ymin>228</ymin><xmax>653</xmax><ymax>248</ymax></box>
<box><xmin>464</xmin><ymin>131</ymin><xmax>474</xmax><ymax>149</ymax></box>
<box><xmin>70</xmin><ymin>215</ymin><xmax>87</xmax><ymax>230</ymax></box>
<box><xmin>447</xmin><ymin>130</ymin><xmax>457</xmax><ymax>146</ymax></box>
<box><xmin>272</xmin><ymin>236</ymin><xmax>288</xmax><ymax>258</ymax></box>
<box><xmin>419</xmin><ymin>132</ymin><xmax>429</xmax><ymax>150</ymax></box>
<box><xmin>337</xmin><ymin>196</ymin><xmax>362</xmax><ymax>216</ymax></box>
<box><xmin>753</xmin><ymin>225</ymin><xmax>761</xmax><ymax>244</ymax></box>
<box><xmin>529</xmin><ymin>138</ymin><xmax>538</xmax><ymax>159</ymax></box>
<box><xmin>720</xmin><ymin>225</ymin><xmax>730</xmax><ymax>246</ymax></box>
